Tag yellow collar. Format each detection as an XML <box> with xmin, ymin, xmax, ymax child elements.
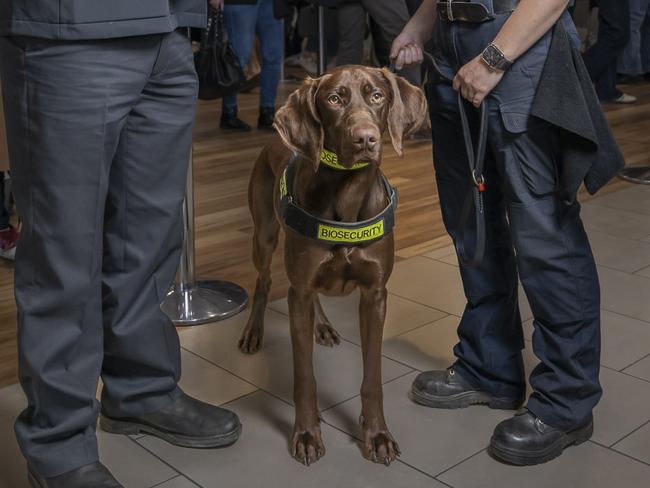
<box><xmin>320</xmin><ymin>149</ymin><xmax>370</xmax><ymax>171</ymax></box>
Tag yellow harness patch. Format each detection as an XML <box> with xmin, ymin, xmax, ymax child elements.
<box><xmin>320</xmin><ymin>149</ymin><xmax>370</xmax><ymax>171</ymax></box>
<box><xmin>317</xmin><ymin>220</ymin><xmax>385</xmax><ymax>243</ymax></box>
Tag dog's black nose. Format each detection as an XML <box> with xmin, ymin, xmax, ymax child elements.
<box><xmin>352</xmin><ymin>127</ymin><xmax>379</xmax><ymax>151</ymax></box>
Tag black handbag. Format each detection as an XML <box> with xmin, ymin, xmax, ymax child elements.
<box><xmin>194</xmin><ymin>9</ymin><xmax>245</xmax><ymax>100</ymax></box>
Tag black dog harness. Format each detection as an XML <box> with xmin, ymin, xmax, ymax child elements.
<box><xmin>279</xmin><ymin>150</ymin><xmax>398</xmax><ymax>246</ymax></box>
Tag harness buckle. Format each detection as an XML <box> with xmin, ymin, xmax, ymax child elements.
<box><xmin>447</xmin><ymin>0</ymin><xmax>455</xmax><ymax>21</ymax></box>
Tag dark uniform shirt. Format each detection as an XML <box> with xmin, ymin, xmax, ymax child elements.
<box><xmin>0</xmin><ymin>0</ymin><xmax>207</xmax><ymax>40</ymax></box>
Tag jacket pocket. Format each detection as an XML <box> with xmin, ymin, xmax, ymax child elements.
<box><xmin>499</xmin><ymin>97</ymin><xmax>559</xmax><ymax>202</ymax></box>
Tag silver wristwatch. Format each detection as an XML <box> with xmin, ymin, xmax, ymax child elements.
<box><xmin>480</xmin><ymin>43</ymin><xmax>513</xmax><ymax>72</ymax></box>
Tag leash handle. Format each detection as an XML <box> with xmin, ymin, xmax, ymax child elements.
<box><xmin>420</xmin><ymin>51</ymin><xmax>488</xmax><ymax>268</ymax></box>
<box><xmin>389</xmin><ymin>51</ymin><xmax>488</xmax><ymax>268</ymax></box>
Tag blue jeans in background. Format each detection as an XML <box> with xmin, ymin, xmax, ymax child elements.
<box><xmin>618</xmin><ymin>0</ymin><xmax>650</xmax><ymax>75</ymax></box>
<box><xmin>583</xmin><ymin>0</ymin><xmax>631</xmax><ymax>100</ymax></box>
<box><xmin>222</xmin><ymin>0</ymin><xmax>283</xmax><ymax>112</ymax></box>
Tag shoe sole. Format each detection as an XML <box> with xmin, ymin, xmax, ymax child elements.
<box><xmin>488</xmin><ymin>420</ymin><xmax>593</xmax><ymax>466</ymax></box>
<box><xmin>411</xmin><ymin>386</ymin><xmax>523</xmax><ymax>410</ymax></box>
<box><xmin>99</xmin><ymin>415</ymin><xmax>242</xmax><ymax>449</ymax></box>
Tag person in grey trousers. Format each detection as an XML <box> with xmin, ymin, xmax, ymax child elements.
<box><xmin>0</xmin><ymin>2</ymin><xmax>242</xmax><ymax>487</ymax></box>
<box><xmin>336</xmin><ymin>0</ymin><xmax>422</xmax><ymax>87</ymax></box>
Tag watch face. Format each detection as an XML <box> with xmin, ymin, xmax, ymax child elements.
<box><xmin>484</xmin><ymin>46</ymin><xmax>502</xmax><ymax>67</ymax></box>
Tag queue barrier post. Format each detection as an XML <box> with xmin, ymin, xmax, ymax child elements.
<box><xmin>161</xmin><ymin>149</ymin><xmax>248</xmax><ymax>325</ymax></box>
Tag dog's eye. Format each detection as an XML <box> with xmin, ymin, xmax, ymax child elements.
<box><xmin>371</xmin><ymin>92</ymin><xmax>384</xmax><ymax>103</ymax></box>
<box><xmin>327</xmin><ymin>94</ymin><xmax>342</xmax><ymax>105</ymax></box>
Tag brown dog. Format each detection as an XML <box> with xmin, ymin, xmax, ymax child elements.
<box><xmin>239</xmin><ymin>66</ymin><xmax>427</xmax><ymax>466</ymax></box>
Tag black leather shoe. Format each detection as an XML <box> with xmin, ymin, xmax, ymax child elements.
<box><xmin>28</xmin><ymin>462</ymin><xmax>123</xmax><ymax>488</ymax></box>
<box><xmin>411</xmin><ymin>368</ymin><xmax>524</xmax><ymax>410</ymax></box>
<box><xmin>220</xmin><ymin>108</ymin><xmax>251</xmax><ymax>132</ymax></box>
<box><xmin>100</xmin><ymin>390</ymin><xmax>242</xmax><ymax>448</ymax></box>
<box><xmin>489</xmin><ymin>408</ymin><xmax>593</xmax><ymax>465</ymax></box>
<box><xmin>258</xmin><ymin>106</ymin><xmax>275</xmax><ymax>130</ymax></box>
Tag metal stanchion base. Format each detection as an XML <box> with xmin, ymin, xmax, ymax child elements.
<box><xmin>161</xmin><ymin>280</ymin><xmax>248</xmax><ymax>326</ymax></box>
<box><xmin>619</xmin><ymin>166</ymin><xmax>650</xmax><ymax>185</ymax></box>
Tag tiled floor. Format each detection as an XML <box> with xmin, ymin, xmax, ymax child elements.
<box><xmin>1</xmin><ymin>185</ymin><xmax>649</xmax><ymax>488</ymax></box>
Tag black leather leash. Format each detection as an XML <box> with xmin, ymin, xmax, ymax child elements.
<box><xmin>390</xmin><ymin>52</ymin><xmax>487</xmax><ymax>267</ymax></box>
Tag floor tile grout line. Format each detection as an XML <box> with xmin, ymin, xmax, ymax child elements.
<box><xmin>598</xmin><ymin>262</ymin><xmax>650</xmax><ymax>283</ymax></box>
<box><xmin>618</xmin><ymin>352</ymin><xmax>650</xmax><ymax>373</ymax></box>
<box><xmin>132</xmin><ymin>437</ymin><xmax>205</xmax><ymax>488</ymax></box>
<box><xmin>148</xmin><ymin>474</ymin><xmax>201</xmax><ymax>488</ymax></box>
<box><xmin>318</xmin><ymin>413</ymin><xmax>449</xmax><ymax>485</ymax></box>
<box><xmin>589</xmin><ymin>439</ymin><xmax>650</xmax><ymax>468</ymax></box>
<box><xmin>433</xmin><ymin>447</ymin><xmax>489</xmax><ymax>480</ymax></box>
<box><xmin>122</xmin><ymin>436</ymin><xmax>182</xmax><ymax>486</ymax></box>
<box><xmin>268</xmin><ymin>292</ymin><xmax>452</xmax><ymax>321</ymax></box>
<box><xmin>608</xmin><ymin>419</ymin><xmax>650</xmax><ymax>450</ymax></box>
<box><xmin>180</xmin><ymin>346</ymin><xmax>261</xmax><ymax>392</ymax></box>
<box><xmin>581</xmin><ymin>198</ymin><xmax>650</xmax><ymax>221</ymax></box>
<box><xmin>600</xmin><ymin>306</ymin><xmax>650</xmax><ymax>326</ymax></box>
<box><xmin>319</xmin><ymin>369</ymin><xmax>415</xmax><ymax>415</ymax></box>
<box><xmin>601</xmin><ymin>363</ymin><xmax>650</xmax><ymax>385</ymax></box>
<box><xmin>386</xmin><ymin>289</ymin><xmax>462</xmax><ymax>317</ymax></box>
<box><xmin>182</xmin><ymin>341</ymin><xmax>415</xmax><ymax>411</ymax></box>
<box><xmin>334</xmin><ymin>313</ymin><xmax>452</xmax><ymax>354</ymax></box>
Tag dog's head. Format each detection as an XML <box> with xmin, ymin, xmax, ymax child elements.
<box><xmin>274</xmin><ymin>66</ymin><xmax>428</xmax><ymax>170</ymax></box>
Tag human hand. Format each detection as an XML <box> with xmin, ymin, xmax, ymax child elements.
<box><xmin>209</xmin><ymin>0</ymin><xmax>224</xmax><ymax>10</ymax></box>
<box><xmin>453</xmin><ymin>55</ymin><xmax>505</xmax><ymax>107</ymax></box>
<box><xmin>390</xmin><ymin>31</ymin><xmax>424</xmax><ymax>70</ymax></box>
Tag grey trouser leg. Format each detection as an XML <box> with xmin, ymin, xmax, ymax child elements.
<box><xmin>336</xmin><ymin>0</ymin><xmax>421</xmax><ymax>86</ymax></box>
<box><xmin>0</xmin><ymin>30</ymin><xmax>197</xmax><ymax>478</ymax></box>
<box><xmin>336</xmin><ymin>2</ymin><xmax>367</xmax><ymax>66</ymax></box>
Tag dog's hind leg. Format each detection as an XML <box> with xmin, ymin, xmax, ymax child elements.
<box><xmin>313</xmin><ymin>295</ymin><xmax>341</xmax><ymax>347</ymax></box>
<box><xmin>239</xmin><ymin>158</ymin><xmax>280</xmax><ymax>355</ymax></box>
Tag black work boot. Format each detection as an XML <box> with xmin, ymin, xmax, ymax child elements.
<box><xmin>100</xmin><ymin>390</ymin><xmax>242</xmax><ymax>449</ymax></box>
<box><xmin>258</xmin><ymin>106</ymin><xmax>275</xmax><ymax>130</ymax></box>
<box><xmin>220</xmin><ymin>107</ymin><xmax>251</xmax><ymax>132</ymax></box>
<box><xmin>28</xmin><ymin>462</ymin><xmax>123</xmax><ymax>488</ymax></box>
<box><xmin>489</xmin><ymin>408</ymin><xmax>593</xmax><ymax>466</ymax></box>
<box><xmin>411</xmin><ymin>367</ymin><xmax>524</xmax><ymax>410</ymax></box>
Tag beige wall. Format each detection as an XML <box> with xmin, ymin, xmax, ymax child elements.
<box><xmin>0</xmin><ymin>83</ymin><xmax>8</xmax><ymax>172</ymax></box>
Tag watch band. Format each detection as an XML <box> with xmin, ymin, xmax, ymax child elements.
<box><xmin>481</xmin><ymin>43</ymin><xmax>513</xmax><ymax>72</ymax></box>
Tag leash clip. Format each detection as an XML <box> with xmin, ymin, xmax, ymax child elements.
<box><xmin>447</xmin><ymin>0</ymin><xmax>455</xmax><ymax>21</ymax></box>
<box><xmin>472</xmin><ymin>170</ymin><xmax>486</xmax><ymax>193</ymax></box>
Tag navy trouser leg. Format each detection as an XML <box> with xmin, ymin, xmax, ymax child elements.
<box><xmin>429</xmin><ymin>82</ymin><xmax>526</xmax><ymax>399</ymax></box>
<box><xmin>490</xmin><ymin>118</ymin><xmax>602</xmax><ymax>431</ymax></box>
<box><xmin>430</xmin><ymin>77</ymin><xmax>602</xmax><ymax>430</ymax></box>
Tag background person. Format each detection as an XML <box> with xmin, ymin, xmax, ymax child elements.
<box><xmin>0</xmin><ymin>2</ymin><xmax>241</xmax><ymax>486</ymax></box>
<box><xmin>392</xmin><ymin>0</ymin><xmax>621</xmax><ymax>466</ymax></box>
<box><xmin>583</xmin><ymin>0</ymin><xmax>637</xmax><ymax>103</ymax></box>
<box><xmin>0</xmin><ymin>85</ymin><xmax>18</xmax><ymax>261</ymax></box>
<box><xmin>336</xmin><ymin>0</ymin><xmax>422</xmax><ymax>87</ymax></box>
<box><xmin>213</xmin><ymin>0</ymin><xmax>284</xmax><ymax>131</ymax></box>
<box><xmin>618</xmin><ymin>0</ymin><xmax>650</xmax><ymax>83</ymax></box>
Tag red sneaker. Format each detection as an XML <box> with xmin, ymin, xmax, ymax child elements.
<box><xmin>0</xmin><ymin>226</ymin><xmax>19</xmax><ymax>261</ymax></box>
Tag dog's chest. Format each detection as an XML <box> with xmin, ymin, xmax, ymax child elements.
<box><xmin>311</xmin><ymin>247</ymin><xmax>379</xmax><ymax>296</ymax></box>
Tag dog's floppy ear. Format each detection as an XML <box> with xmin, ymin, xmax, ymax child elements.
<box><xmin>381</xmin><ymin>68</ymin><xmax>429</xmax><ymax>157</ymax></box>
<box><xmin>274</xmin><ymin>77</ymin><xmax>324</xmax><ymax>170</ymax></box>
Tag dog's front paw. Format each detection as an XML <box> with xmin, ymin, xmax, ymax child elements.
<box><xmin>362</xmin><ymin>429</ymin><xmax>401</xmax><ymax>466</ymax></box>
<box><xmin>314</xmin><ymin>322</ymin><xmax>341</xmax><ymax>347</ymax></box>
<box><xmin>291</xmin><ymin>428</ymin><xmax>326</xmax><ymax>466</ymax></box>
<box><xmin>238</xmin><ymin>327</ymin><xmax>262</xmax><ymax>354</ymax></box>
